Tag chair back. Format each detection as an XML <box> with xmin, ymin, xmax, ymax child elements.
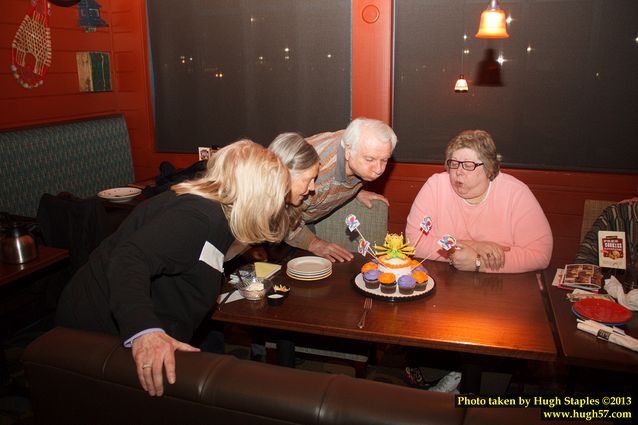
<box><xmin>580</xmin><ymin>199</ymin><xmax>615</xmax><ymax>242</ymax></box>
<box><xmin>314</xmin><ymin>197</ymin><xmax>388</xmax><ymax>251</ymax></box>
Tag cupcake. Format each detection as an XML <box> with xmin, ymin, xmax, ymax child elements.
<box><xmin>361</xmin><ymin>262</ymin><xmax>379</xmax><ymax>273</ymax></box>
<box><xmin>412</xmin><ymin>271</ymin><xmax>429</xmax><ymax>291</ymax></box>
<box><xmin>398</xmin><ymin>275</ymin><xmax>416</xmax><ymax>295</ymax></box>
<box><xmin>363</xmin><ymin>269</ymin><xmax>382</xmax><ymax>289</ymax></box>
<box><xmin>412</xmin><ymin>265</ymin><xmax>428</xmax><ymax>274</ymax></box>
<box><xmin>378</xmin><ymin>272</ymin><xmax>397</xmax><ymax>294</ymax></box>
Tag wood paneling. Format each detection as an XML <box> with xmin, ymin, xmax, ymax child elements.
<box><xmin>1</xmin><ymin>0</ymin><xmax>636</xmax><ymax>267</ymax></box>
<box><xmin>352</xmin><ymin>0</ymin><xmax>392</xmax><ymax>123</ymax></box>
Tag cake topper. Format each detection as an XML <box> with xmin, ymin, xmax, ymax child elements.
<box><xmin>345</xmin><ymin>214</ymin><xmax>360</xmax><ymax>232</ymax></box>
<box><xmin>373</xmin><ymin>233</ymin><xmax>415</xmax><ymax>260</ymax></box>
<box><xmin>438</xmin><ymin>234</ymin><xmax>458</xmax><ymax>251</ymax></box>
<box><xmin>358</xmin><ymin>239</ymin><xmax>371</xmax><ymax>256</ymax></box>
<box><xmin>345</xmin><ymin>214</ymin><xmax>378</xmax><ymax>259</ymax></box>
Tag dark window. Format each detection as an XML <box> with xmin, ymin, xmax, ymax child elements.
<box><xmin>393</xmin><ymin>0</ymin><xmax>638</xmax><ymax>172</ymax></box>
<box><xmin>148</xmin><ymin>0</ymin><xmax>351</xmax><ymax>152</ymax></box>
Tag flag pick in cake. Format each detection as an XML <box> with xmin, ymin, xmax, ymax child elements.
<box><xmin>437</xmin><ymin>234</ymin><xmax>457</xmax><ymax>251</ymax></box>
<box><xmin>358</xmin><ymin>238</ymin><xmax>371</xmax><ymax>256</ymax></box>
<box><xmin>345</xmin><ymin>214</ymin><xmax>360</xmax><ymax>232</ymax></box>
<box><xmin>413</xmin><ymin>215</ymin><xmax>433</xmax><ymax>249</ymax></box>
<box><xmin>420</xmin><ymin>216</ymin><xmax>433</xmax><ymax>233</ymax></box>
<box><xmin>414</xmin><ymin>233</ymin><xmax>461</xmax><ymax>268</ymax></box>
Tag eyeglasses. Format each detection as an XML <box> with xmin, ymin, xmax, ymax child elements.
<box><xmin>446</xmin><ymin>159</ymin><xmax>485</xmax><ymax>171</ymax></box>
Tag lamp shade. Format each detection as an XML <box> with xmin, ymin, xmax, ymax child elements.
<box><xmin>454</xmin><ymin>75</ymin><xmax>469</xmax><ymax>93</ymax></box>
<box><xmin>476</xmin><ymin>1</ymin><xmax>509</xmax><ymax>38</ymax></box>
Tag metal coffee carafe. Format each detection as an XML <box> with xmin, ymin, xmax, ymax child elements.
<box><xmin>0</xmin><ymin>213</ymin><xmax>38</xmax><ymax>264</ymax></box>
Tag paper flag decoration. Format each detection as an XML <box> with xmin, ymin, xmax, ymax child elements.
<box><xmin>420</xmin><ymin>216</ymin><xmax>432</xmax><ymax>233</ymax></box>
<box><xmin>438</xmin><ymin>234</ymin><xmax>457</xmax><ymax>251</ymax></box>
<box><xmin>345</xmin><ymin>214</ymin><xmax>360</xmax><ymax>232</ymax></box>
<box><xmin>358</xmin><ymin>239</ymin><xmax>370</xmax><ymax>256</ymax></box>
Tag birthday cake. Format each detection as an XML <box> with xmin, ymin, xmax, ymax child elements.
<box><xmin>360</xmin><ymin>233</ymin><xmax>426</xmax><ymax>286</ymax></box>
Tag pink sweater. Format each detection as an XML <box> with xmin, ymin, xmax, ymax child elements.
<box><xmin>405</xmin><ymin>172</ymin><xmax>553</xmax><ymax>273</ymax></box>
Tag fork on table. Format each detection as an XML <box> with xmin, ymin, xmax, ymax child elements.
<box><xmin>357</xmin><ymin>297</ymin><xmax>373</xmax><ymax>329</ymax></box>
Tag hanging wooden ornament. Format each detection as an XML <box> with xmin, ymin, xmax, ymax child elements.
<box><xmin>11</xmin><ymin>0</ymin><xmax>53</xmax><ymax>89</ymax></box>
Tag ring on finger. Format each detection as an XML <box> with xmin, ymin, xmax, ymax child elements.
<box><xmin>142</xmin><ymin>364</ymin><xmax>152</xmax><ymax>369</ymax></box>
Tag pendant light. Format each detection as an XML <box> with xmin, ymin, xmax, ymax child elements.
<box><xmin>454</xmin><ymin>75</ymin><xmax>469</xmax><ymax>93</ymax></box>
<box><xmin>476</xmin><ymin>0</ymin><xmax>509</xmax><ymax>38</ymax></box>
<box><xmin>454</xmin><ymin>34</ymin><xmax>469</xmax><ymax>93</ymax></box>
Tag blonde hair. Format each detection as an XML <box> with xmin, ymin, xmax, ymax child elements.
<box><xmin>269</xmin><ymin>132</ymin><xmax>320</xmax><ymax>228</ymax></box>
<box><xmin>445</xmin><ymin>130</ymin><xmax>500</xmax><ymax>180</ymax></box>
<box><xmin>173</xmin><ymin>140</ymin><xmax>291</xmax><ymax>243</ymax></box>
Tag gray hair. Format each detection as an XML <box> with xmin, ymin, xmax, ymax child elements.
<box><xmin>445</xmin><ymin>130</ymin><xmax>501</xmax><ymax>180</ymax></box>
<box><xmin>269</xmin><ymin>132</ymin><xmax>320</xmax><ymax>174</ymax></box>
<box><xmin>341</xmin><ymin>117</ymin><xmax>397</xmax><ymax>152</ymax></box>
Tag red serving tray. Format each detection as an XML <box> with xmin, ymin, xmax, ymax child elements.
<box><xmin>572</xmin><ymin>298</ymin><xmax>633</xmax><ymax>325</ymax></box>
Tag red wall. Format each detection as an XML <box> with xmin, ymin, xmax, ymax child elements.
<box><xmin>1</xmin><ymin>0</ymin><xmax>636</xmax><ymax>266</ymax></box>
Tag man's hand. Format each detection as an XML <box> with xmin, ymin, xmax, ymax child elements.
<box><xmin>131</xmin><ymin>331</ymin><xmax>200</xmax><ymax>396</ymax></box>
<box><xmin>308</xmin><ymin>238</ymin><xmax>353</xmax><ymax>262</ymax></box>
<box><xmin>356</xmin><ymin>190</ymin><xmax>389</xmax><ymax>208</ymax></box>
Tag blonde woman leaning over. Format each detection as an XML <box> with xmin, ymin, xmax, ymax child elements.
<box><xmin>56</xmin><ymin>140</ymin><xmax>290</xmax><ymax>397</ymax></box>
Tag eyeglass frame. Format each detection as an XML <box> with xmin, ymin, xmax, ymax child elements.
<box><xmin>446</xmin><ymin>159</ymin><xmax>485</xmax><ymax>171</ymax></box>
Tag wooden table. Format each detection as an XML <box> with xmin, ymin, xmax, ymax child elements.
<box><xmin>544</xmin><ymin>269</ymin><xmax>638</xmax><ymax>373</ymax></box>
<box><xmin>214</xmin><ymin>257</ymin><xmax>557</xmax><ymax>362</ymax></box>
<box><xmin>0</xmin><ymin>245</ymin><xmax>69</xmax><ymax>287</ymax></box>
<box><xmin>1</xmin><ymin>245</ymin><xmax>69</xmax><ymax>385</ymax></box>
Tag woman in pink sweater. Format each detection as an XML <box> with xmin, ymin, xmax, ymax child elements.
<box><xmin>405</xmin><ymin>130</ymin><xmax>552</xmax><ymax>273</ymax></box>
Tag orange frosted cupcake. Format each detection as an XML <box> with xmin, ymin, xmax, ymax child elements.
<box><xmin>378</xmin><ymin>272</ymin><xmax>397</xmax><ymax>294</ymax></box>
<box><xmin>361</xmin><ymin>262</ymin><xmax>379</xmax><ymax>273</ymax></box>
<box><xmin>412</xmin><ymin>271</ymin><xmax>429</xmax><ymax>291</ymax></box>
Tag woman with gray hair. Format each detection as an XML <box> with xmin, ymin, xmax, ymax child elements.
<box><xmin>406</xmin><ymin>129</ymin><xmax>552</xmax><ymax>273</ymax></box>
<box><xmin>269</xmin><ymin>132</ymin><xmax>320</xmax><ymax>212</ymax></box>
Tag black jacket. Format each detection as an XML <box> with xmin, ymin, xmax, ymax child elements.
<box><xmin>56</xmin><ymin>191</ymin><xmax>234</xmax><ymax>343</ymax></box>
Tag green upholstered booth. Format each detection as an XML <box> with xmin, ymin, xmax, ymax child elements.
<box><xmin>0</xmin><ymin>115</ymin><xmax>135</xmax><ymax>217</ymax></box>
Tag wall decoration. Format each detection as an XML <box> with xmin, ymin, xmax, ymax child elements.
<box><xmin>76</xmin><ymin>51</ymin><xmax>111</xmax><ymax>92</ymax></box>
<box><xmin>10</xmin><ymin>0</ymin><xmax>52</xmax><ymax>89</ymax></box>
<box><xmin>78</xmin><ymin>0</ymin><xmax>108</xmax><ymax>32</ymax></box>
<box><xmin>49</xmin><ymin>0</ymin><xmax>80</xmax><ymax>6</ymax></box>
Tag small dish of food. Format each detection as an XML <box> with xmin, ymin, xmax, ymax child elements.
<box><xmin>267</xmin><ymin>292</ymin><xmax>286</xmax><ymax>306</ymax></box>
<box><xmin>273</xmin><ymin>284</ymin><xmax>291</xmax><ymax>298</ymax></box>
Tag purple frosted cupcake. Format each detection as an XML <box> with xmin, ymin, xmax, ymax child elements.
<box><xmin>363</xmin><ymin>269</ymin><xmax>381</xmax><ymax>289</ymax></box>
<box><xmin>412</xmin><ymin>265</ymin><xmax>429</xmax><ymax>274</ymax></box>
<box><xmin>398</xmin><ymin>275</ymin><xmax>416</xmax><ymax>295</ymax></box>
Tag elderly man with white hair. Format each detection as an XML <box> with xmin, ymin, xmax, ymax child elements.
<box><xmin>285</xmin><ymin>117</ymin><xmax>398</xmax><ymax>262</ymax></box>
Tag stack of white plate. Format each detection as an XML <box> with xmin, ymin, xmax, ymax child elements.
<box><xmin>286</xmin><ymin>256</ymin><xmax>332</xmax><ymax>281</ymax></box>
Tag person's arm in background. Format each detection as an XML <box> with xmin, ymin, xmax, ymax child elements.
<box><xmin>574</xmin><ymin>206</ymin><xmax>615</xmax><ymax>265</ymax></box>
<box><xmin>286</xmin><ymin>220</ymin><xmax>353</xmax><ymax>262</ymax></box>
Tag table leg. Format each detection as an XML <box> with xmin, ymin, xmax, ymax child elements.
<box><xmin>275</xmin><ymin>339</ymin><xmax>296</xmax><ymax>368</ymax></box>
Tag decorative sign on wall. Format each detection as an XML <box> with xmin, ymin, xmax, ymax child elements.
<box><xmin>76</xmin><ymin>51</ymin><xmax>111</xmax><ymax>92</ymax></box>
<box><xmin>11</xmin><ymin>0</ymin><xmax>52</xmax><ymax>89</ymax></box>
<box><xmin>78</xmin><ymin>0</ymin><xmax>108</xmax><ymax>32</ymax></box>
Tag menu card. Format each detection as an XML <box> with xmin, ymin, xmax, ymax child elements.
<box><xmin>598</xmin><ymin>230</ymin><xmax>626</xmax><ymax>269</ymax></box>
<box><xmin>559</xmin><ymin>264</ymin><xmax>603</xmax><ymax>292</ymax></box>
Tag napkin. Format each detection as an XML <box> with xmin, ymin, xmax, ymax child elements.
<box><xmin>255</xmin><ymin>262</ymin><xmax>281</xmax><ymax>279</ymax></box>
<box><xmin>576</xmin><ymin>319</ymin><xmax>638</xmax><ymax>353</ymax></box>
<box><xmin>216</xmin><ymin>291</ymin><xmax>244</xmax><ymax>304</ymax></box>
<box><xmin>604</xmin><ymin>276</ymin><xmax>638</xmax><ymax>311</ymax></box>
